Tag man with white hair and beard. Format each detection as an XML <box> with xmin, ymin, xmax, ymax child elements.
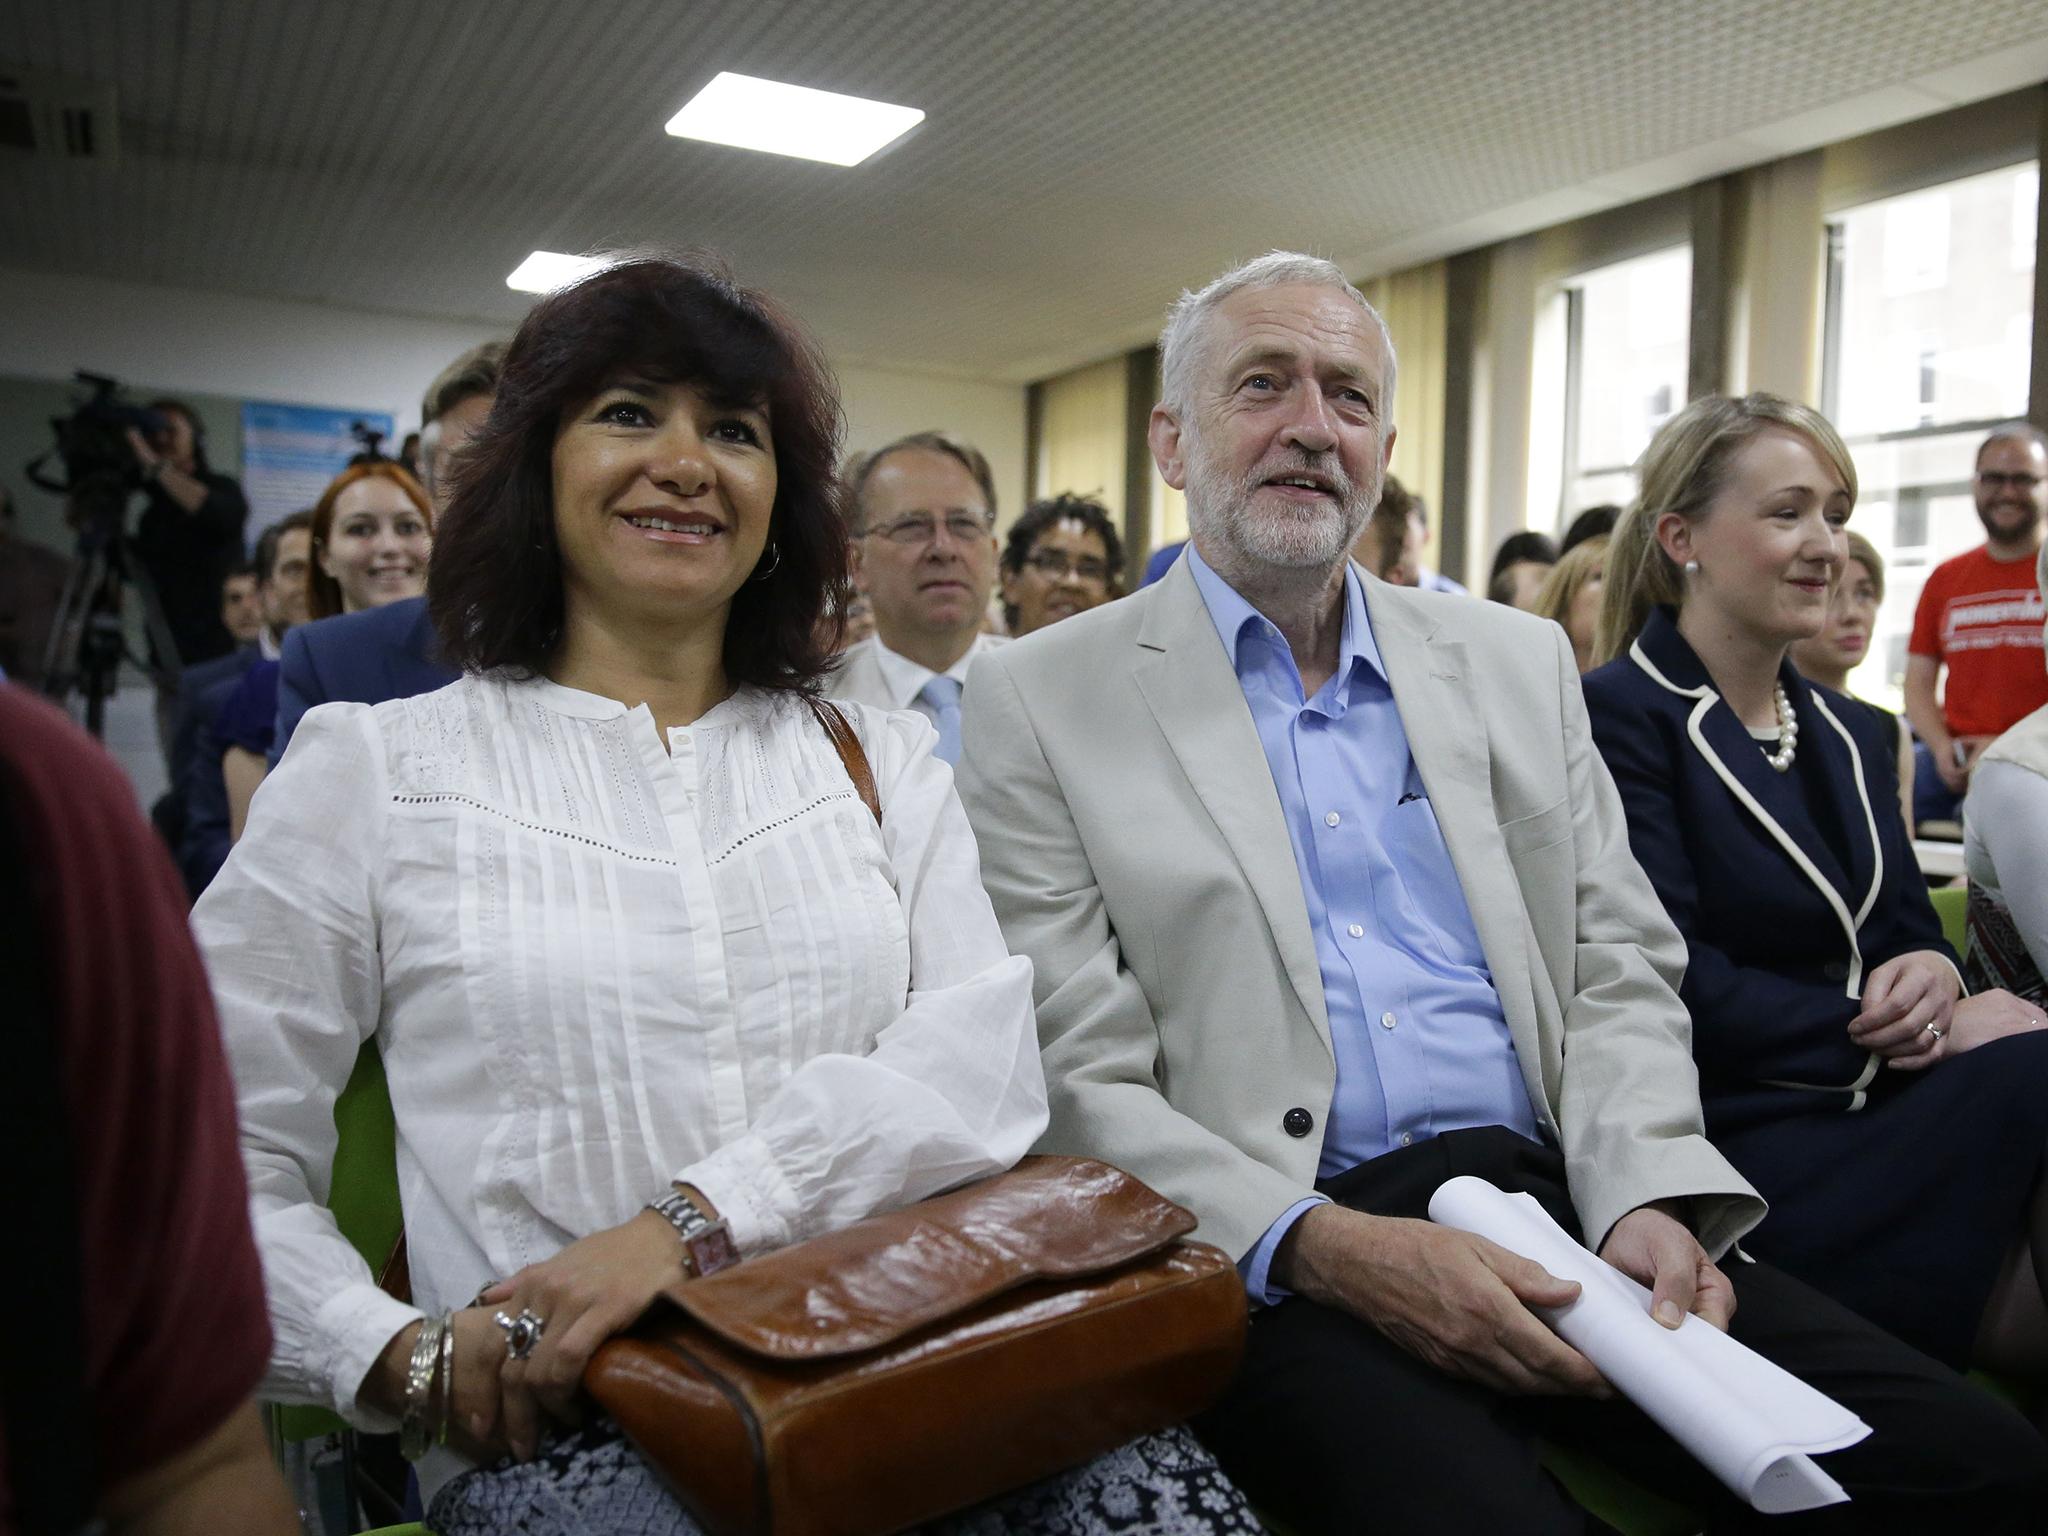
<box><xmin>957</xmin><ymin>252</ymin><xmax>2046</xmax><ymax>1532</ymax></box>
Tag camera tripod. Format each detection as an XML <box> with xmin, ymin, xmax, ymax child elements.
<box><xmin>38</xmin><ymin>476</ymin><xmax>183</xmax><ymax>740</ymax></box>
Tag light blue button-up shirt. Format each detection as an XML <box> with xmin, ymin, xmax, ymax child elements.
<box><xmin>1186</xmin><ymin>545</ymin><xmax>1537</xmax><ymax>1302</ymax></box>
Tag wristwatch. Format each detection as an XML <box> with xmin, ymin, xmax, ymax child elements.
<box><xmin>648</xmin><ymin>1186</ymin><xmax>741</xmax><ymax>1278</ymax></box>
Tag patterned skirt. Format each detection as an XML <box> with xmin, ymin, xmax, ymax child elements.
<box><xmin>429</xmin><ymin>1420</ymin><xmax>1260</xmax><ymax>1536</ymax></box>
<box><xmin>1965</xmin><ymin>883</ymin><xmax>2048</xmax><ymax>1009</ymax></box>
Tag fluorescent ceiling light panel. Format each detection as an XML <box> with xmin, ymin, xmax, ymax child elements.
<box><xmin>506</xmin><ymin>251</ymin><xmax>605</xmax><ymax>293</ymax></box>
<box><xmin>665</xmin><ymin>72</ymin><xmax>923</xmax><ymax>167</ymax></box>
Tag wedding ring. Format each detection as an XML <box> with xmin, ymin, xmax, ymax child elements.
<box><xmin>494</xmin><ymin>1307</ymin><xmax>546</xmax><ymax>1360</ymax></box>
<box><xmin>1924</xmin><ymin>1024</ymin><xmax>1945</xmax><ymax>1040</ymax></box>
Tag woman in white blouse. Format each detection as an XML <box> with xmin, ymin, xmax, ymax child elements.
<box><xmin>1965</xmin><ymin>541</ymin><xmax>2048</xmax><ymax>1011</ymax></box>
<box><xmin>195</xmin><ymin>254</ymin><xmax>1254</xmax><ymax>1535</ymax></box>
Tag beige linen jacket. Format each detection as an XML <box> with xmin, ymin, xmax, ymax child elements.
<box><xmin>957</xmin><ymin>557</ymin><xmax>1765</xmax><ymax>1269</ymax></box>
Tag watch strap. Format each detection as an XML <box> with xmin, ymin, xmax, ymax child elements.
<box><xmin>649</xmin><ymin>1188</ymin><xmax>741</xmax><ymax>1278</ymax></box>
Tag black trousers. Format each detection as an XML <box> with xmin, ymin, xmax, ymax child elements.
<box><xmin>1192</xmin><ymin>1128</ymin><xmax>2048</xmax><ymax>1534</ymax></box>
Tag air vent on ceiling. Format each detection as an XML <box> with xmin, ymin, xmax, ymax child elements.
<box><xmin>0</xmin><ymin>66</ymin><xmax>118</xmax><ymax>166</ymax></box>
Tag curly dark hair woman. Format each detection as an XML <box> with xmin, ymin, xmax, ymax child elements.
<box><xmin>998</xmin><ymin>492</ymin><xmax>1124</xmax><ymax>636</ymax></box>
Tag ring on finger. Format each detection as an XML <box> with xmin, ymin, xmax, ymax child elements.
<box><xmin>494</xmin><ymin>1307</ymin><xmax>546</xmax><ymax>1361</ymax></box>
<box><xmin>1924</xmin><ymin>1023</ymin><xmax>1945</xmax><ymax>1040</ymax></box>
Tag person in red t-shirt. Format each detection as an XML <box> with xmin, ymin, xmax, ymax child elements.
<box><xmin>1904</xmin><ymin>423</ymin><xmax>2048</xmax><ymax>821</ymax></box>
<box><xmin>0</xmin><ymin>685</ymin><xmax>297</xmax><ymax>1536</ymax></box>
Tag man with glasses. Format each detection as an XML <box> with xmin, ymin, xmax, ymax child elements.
<box><xmin>1904</xmin><ymin>422</ymin><xmax>2048</xmax><ymax>823</ymax></box>
<box><xmin>829</xmin><ymin>431</ymin><xmax>1006</xmax><ymax>764</ymax></box>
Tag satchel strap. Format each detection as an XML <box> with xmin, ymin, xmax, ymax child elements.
<box><xmin>806</xmin><ymin>696</ymin><xmax>881</xmax><ymax>826</ymax></box>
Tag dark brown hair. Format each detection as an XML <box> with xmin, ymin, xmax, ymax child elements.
<box><xmin>428</xmin><ymin>253</ymin><xmax>847</xmax><ymax>688</ymax></box>
<box><xmin>308</xmin><ymin>461</ymin><xmax>435</xmax><ymax>619</ymax></box>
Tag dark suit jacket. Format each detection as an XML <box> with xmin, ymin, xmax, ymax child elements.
<box><xmin>151</xmin><ymin>646</ymin><xmax>258</xmax><ymax>860</ymax></box>
<box><xmin>270</xmin><ymin>597</ymin><xmax>458</xmax><ymax>766</ymax></box>
<box><xmin>1582</xmin><ymin>607</ymin><xmax>1951</xmax><ymax>1136</ymax></box>
<box><xmin>175</xmin><ymin>672</ymin><xmax>248</xmax><ymax>900</ymax></box>
<box><xmin>169</xmin><ymin>647</ymin><xmax>257</xmax><ymax>790</ymax></box>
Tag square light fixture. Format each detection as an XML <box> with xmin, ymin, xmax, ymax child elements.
<box><xmin>665</xmin><ymin>72</ymin><xmax>922</xmax><ymax>167</ymax></box>
<box><xmin>506</xmin><ymin>251</ymin><xmax>606</xmax><ymax>294</ymax></box>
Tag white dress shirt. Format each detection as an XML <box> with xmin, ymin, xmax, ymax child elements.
<box><xmin>193</xmin><ymin>672</ymin><xmax>1046</xmax><ymax>1446</ymax></box>
<box><xmin>827</xmin><ymin>631</ymin><xmax>1008</xmax><ymax>732</ymax></box>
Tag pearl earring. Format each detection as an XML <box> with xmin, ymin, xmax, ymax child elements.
<box><xmin>1683</xmin><ymin>559</ymin><xmax>1700</xmax><ymax>578</ymax></box>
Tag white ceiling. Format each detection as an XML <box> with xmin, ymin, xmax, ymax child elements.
<box><xmin>5</xmin><ymin>0</ymin><xmax>2048</xmax><ymax>383</ymax></box>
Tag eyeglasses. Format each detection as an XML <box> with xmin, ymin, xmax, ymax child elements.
<box><xmin>1023</xmin><ymin>550</ymin><xmax>1111</xmax><ymax>583</ymax></box>
<box><xmin>864</xmin><ymin>511</ymin><xmax>994</xmax><ymax>546</ymax></box>
<box><xmin>1976</xmin><ymin>471</ymin><xmax>2043</xmax><ymax>491</ymax></box>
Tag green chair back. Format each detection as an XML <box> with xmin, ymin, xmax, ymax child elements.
<box><xmin>273</xmin><ymin>1042</ymin><xmax>403</xmax><ymax>1444</ymax></box>
<box><xmin>1929</xmin><ymin>884</ymin><xmax>1967</xmax><ymax>956</ymax></box>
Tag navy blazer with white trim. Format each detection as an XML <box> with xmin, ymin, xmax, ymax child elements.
<box><xmin>1583</xmin><ymin>607</ymin><xmax>1953</xmax><ymax>1134</ymax></box>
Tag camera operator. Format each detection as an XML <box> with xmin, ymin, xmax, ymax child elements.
<box><xmin>124</xmin><ymin>399</ymin><xmax>249</xmax><ymax>667</ymax></box>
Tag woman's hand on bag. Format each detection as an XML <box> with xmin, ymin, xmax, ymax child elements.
<box><xmin>1948</xmin><ymin>989</ymin><xmax>2048</xmax><ymax>1054</ymax></box>
<box><xmin>480</xmin><ymin>1210</ymin><xmax>690</xmax><ymax>1449</ymax></box>
<box><xmin>1849</xmin><ymin>951</ymin><xmax>1959</xmax><ymax>1060</ymax></box>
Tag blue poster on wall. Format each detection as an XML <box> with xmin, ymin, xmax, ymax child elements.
<box><xmin>240</xmin><ymin>401</ymin><xmax>394</xmax><ymax>533</ymax></box>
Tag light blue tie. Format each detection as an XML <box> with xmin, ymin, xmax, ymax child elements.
<box><xmin>918</xmin><ymin>674</ymin><xmax>964</xmax><ymax>766</ymax></box>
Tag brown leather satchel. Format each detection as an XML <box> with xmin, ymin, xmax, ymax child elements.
<box><xmin>584</xmin><ymin>1155</ymin><xmax>1247</xmax><ymax>1536</ymax></box>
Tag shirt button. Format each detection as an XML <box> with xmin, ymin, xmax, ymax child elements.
<box><xmin>1380</xmin><ymin>1011</ymin><xmax>1397</xmax><ymax>1030</ymax></box>
<box><xmin>1325</xmin><ymin>811</ymin><xmax>1341</xmax><ymax>828</ymax></box>
<box><xmin>1348</xmin><ymin>923</ymin><xmax>1365</xmax><ymax>939</ymax></box>
<box><xmin>1400</xmin><ymin>1132</ymin><xmax>1415</xmax><ymax>1146</ymax></box>
<box><xmin>1282</xmin><ymin>1107</ymin><xmax>1315</xmax><ymax>1138</ymax></box>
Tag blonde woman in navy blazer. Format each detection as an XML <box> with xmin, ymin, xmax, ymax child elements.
<box><xmin>1582</xmin><ymin>393</ymin><xmax>2048</xmax><ymax>1374</ymax></box>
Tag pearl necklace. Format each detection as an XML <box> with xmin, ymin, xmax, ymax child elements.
<box><xmin>1762</xmin><ymin>682</ymin><xmax>1798</xmax><ymax>772</ymax></box>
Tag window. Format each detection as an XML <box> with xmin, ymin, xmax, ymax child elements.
<box><xmin>1821</xmin><ymin>161</ymin><xmax>2037</xmax><ymax>709</ymax></box>
<box><xmin>1560</xmin><ymin>246</ymin><xmax>1691</xmax><ymax>521</ymax></box>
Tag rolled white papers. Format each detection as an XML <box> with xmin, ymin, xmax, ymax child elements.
<box><xmin>1427</xmin><ymin>1176</ymin><xmax>1870</xmax><ymax>1513</ymax></box>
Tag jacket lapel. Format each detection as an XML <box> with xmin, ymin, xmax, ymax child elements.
<box><xmin>1131</xmin><ymin>563</ymin><xmax>1333</xmax><ymax>1059</ymax></box>
<box><xmin>1691</xmin><ymin>689</ymin><xmax>1857</xmax><ymax>906</ymax></box>
<box><xmin>1630</xmin><ymin>610</ymin><xmax>1876</xmax><ymax>990</ymax></box>
<box><xmin>1368</xmin><ymin>585</ymin><xmax>1545</xmax><ymax>1077</ymax></box>
<box><xmin>1797</xmin><ymin>676</ymin><xmax>1883</xmax><ymax>928</ymax></box>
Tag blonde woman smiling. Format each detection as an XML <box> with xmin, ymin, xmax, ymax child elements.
<box><xmin>1582</xmin><ymin>392</ymin><xmax>2048</xmax><ymax>1375</ymax></box>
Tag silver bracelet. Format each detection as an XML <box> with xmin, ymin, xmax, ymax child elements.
<box><xmin>400</xmin><ymin>1312</ymin><xmax>445</xmax><ymax>1462</ymax></box>
<box><xmin>435</xmin><ymin>1309</ymin><xmax>457</xmax><ymax>1446</ymax></box>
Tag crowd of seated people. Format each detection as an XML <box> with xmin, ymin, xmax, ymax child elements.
<box><xmin>23</xmin><ymin>244</ymin><xmax>2048</xmax><ymax>1535</ymax></box>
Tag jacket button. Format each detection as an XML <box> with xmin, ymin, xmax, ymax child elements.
<box><xmin>1823</xmin><ymin>961</ymin><xmax>1849</xmax><ymax>982</ymax></box>
<box><xmin>1283</xmin><ymin>1107</ymin><xmax>1314</xmax><ymax>1138</ymax></box>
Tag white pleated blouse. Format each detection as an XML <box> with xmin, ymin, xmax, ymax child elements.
<box><xmin>193</xmin><ymin>672</ymin><xmax>1046</xmax><ymax>1433</ymax></box>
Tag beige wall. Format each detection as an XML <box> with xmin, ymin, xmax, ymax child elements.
<box><xmin>1362</xmin><ymin>261</ymin><xmax>1451</xmax><ymax>573</ymax></box>
<box><xmin>1033</xmin><ymin>356</ymin><xmax>1129</xmax><ymax>528</ymax></box>
<box><xmin>838</xmin><ymin>361</ymin><xmax>1028</xmax><ymax>528</ymax></box>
